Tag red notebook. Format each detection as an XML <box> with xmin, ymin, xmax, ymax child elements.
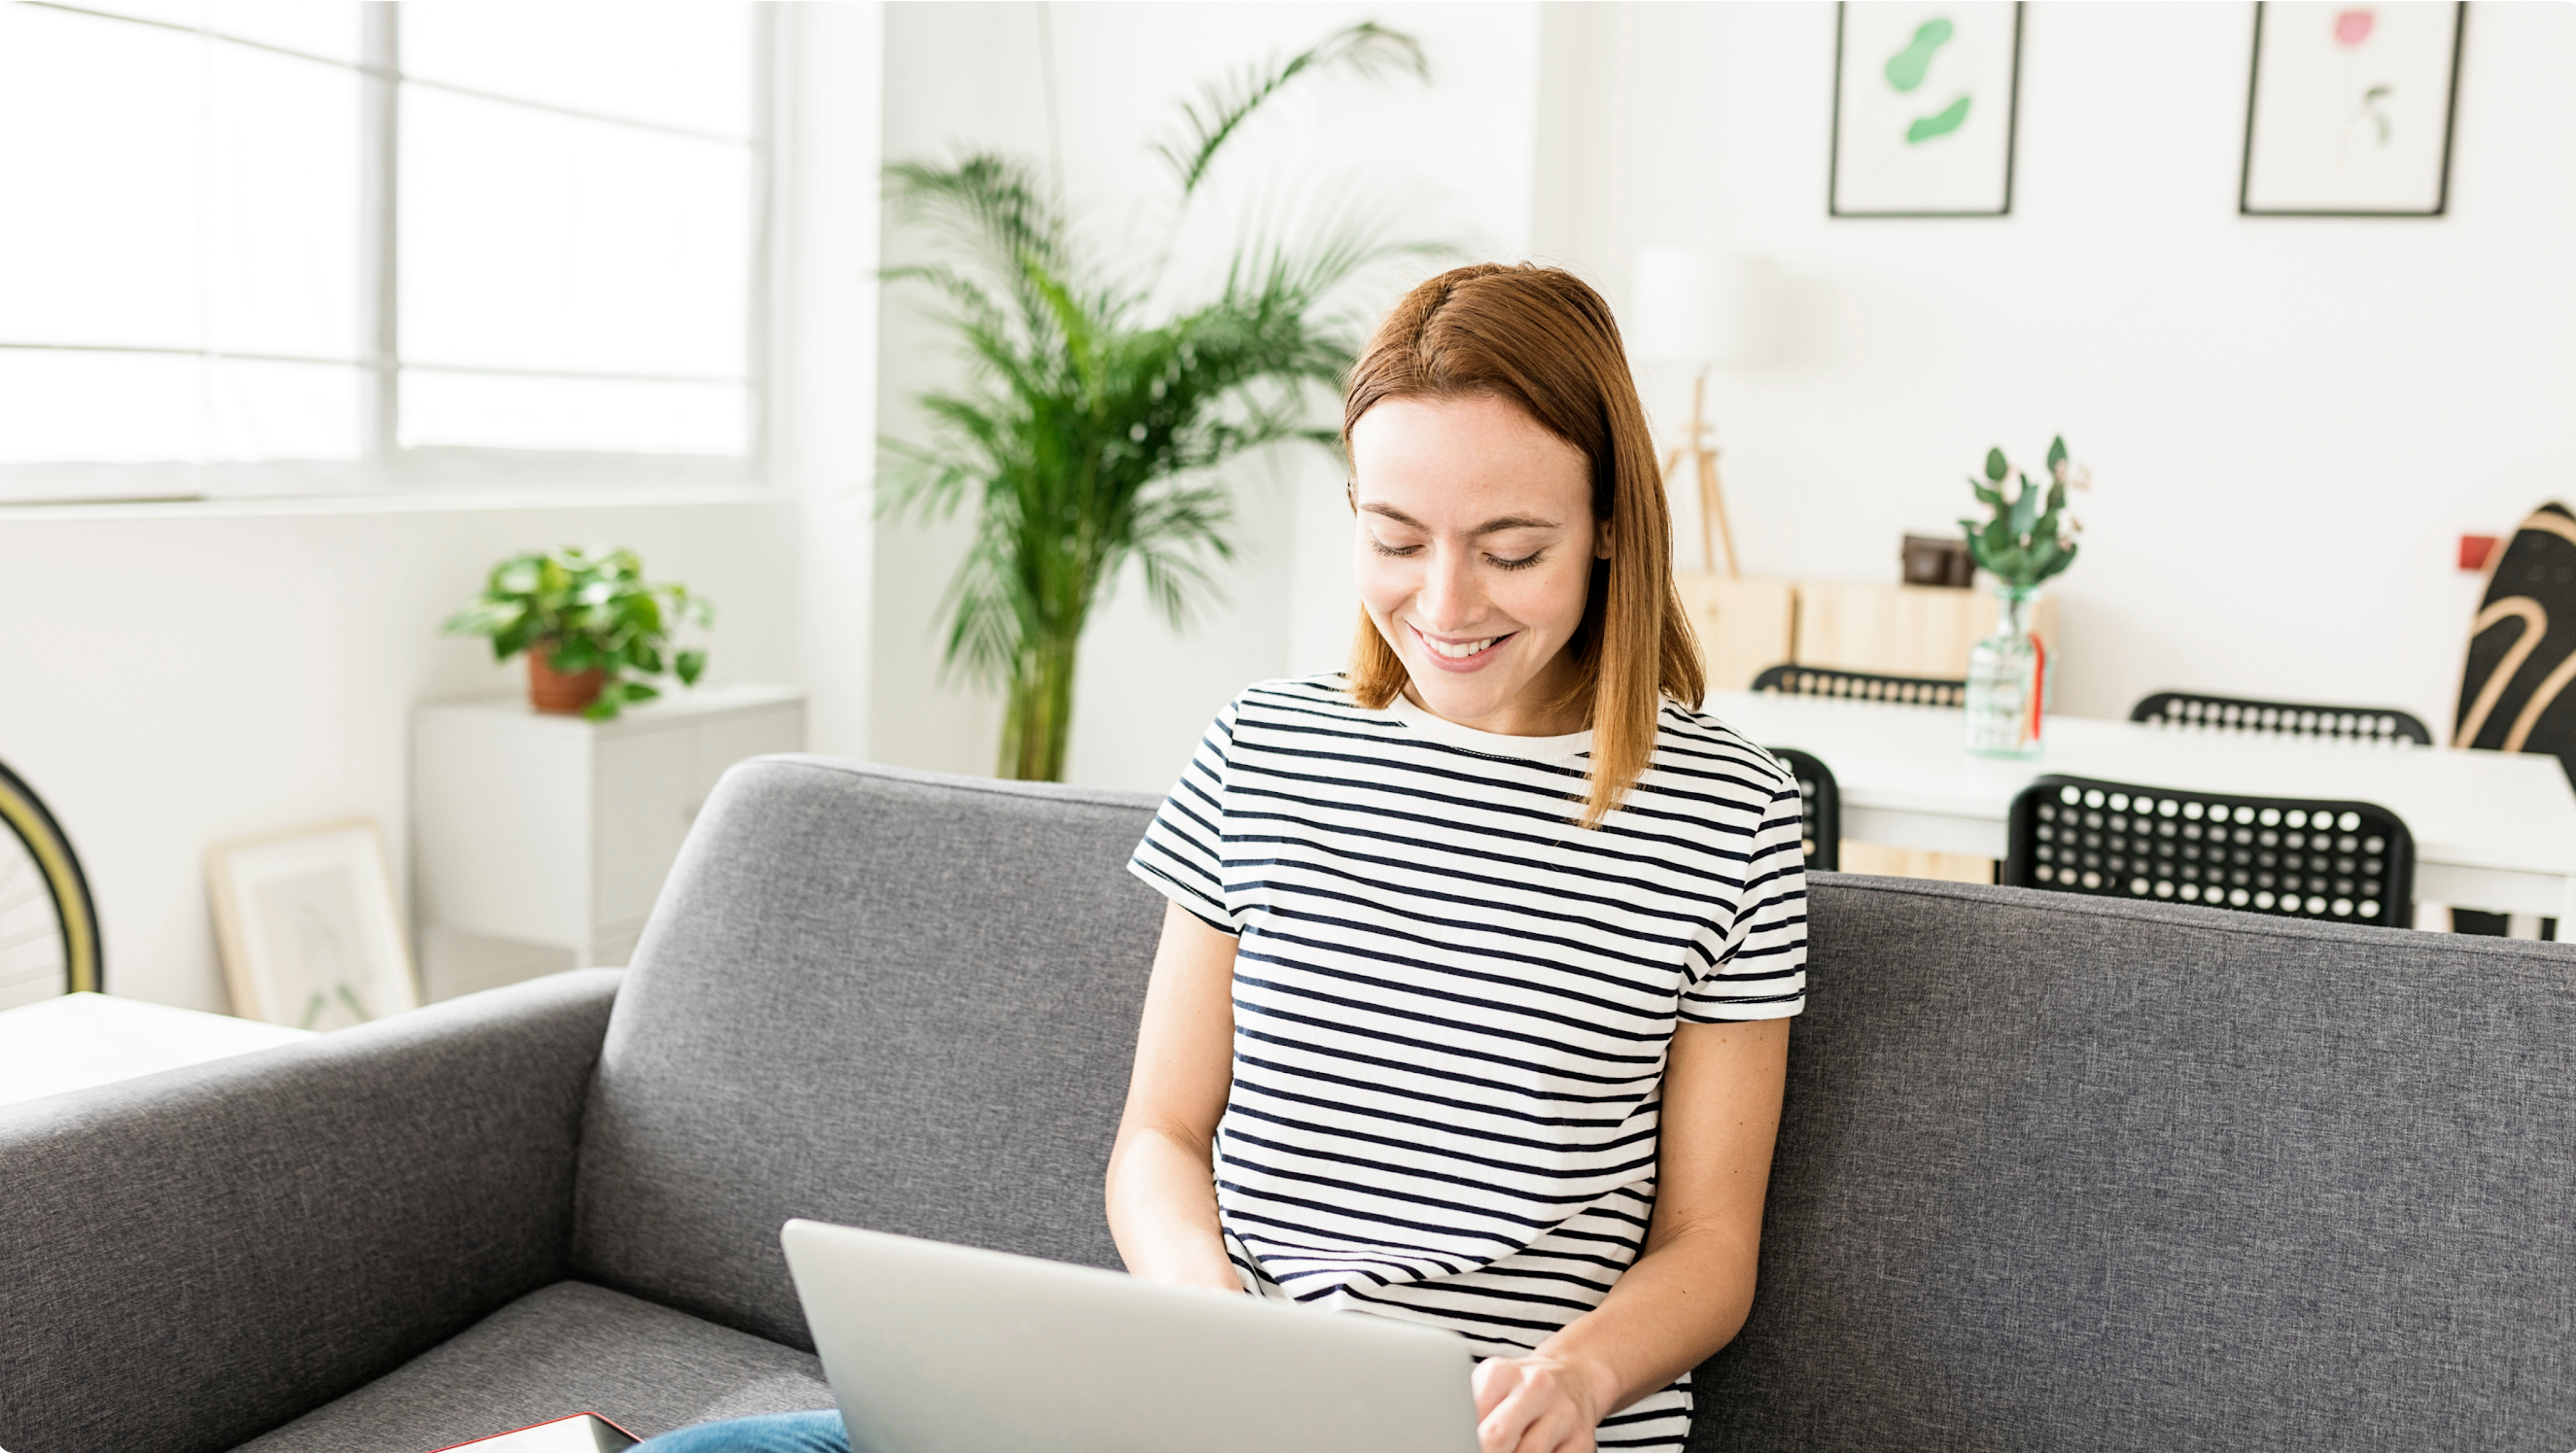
<box><xmin>424</xmin><ymin>1412</ymin><xmax>640</xmax><ymax>1451</ymax></box>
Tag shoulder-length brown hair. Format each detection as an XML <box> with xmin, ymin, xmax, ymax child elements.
<box><xmin>1343</xmin><ymin>262</ymin><xmax>1704</xmax><ymax>828</ymax></box>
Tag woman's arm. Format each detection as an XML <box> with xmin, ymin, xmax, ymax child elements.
<box><xmin>1103</xmin><ymin>901</ymin><xmax>1243</xmax><ymax>1294</ymax></box>
<box><xmin>1472</xmin><ymin>1016</ymin><xmax>1792</xmax><ymax>1453</ymax></box>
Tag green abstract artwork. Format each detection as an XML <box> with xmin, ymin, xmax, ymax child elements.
<box><xmin>1908</xmin><ymin>96</ymin><xmax>1971</xmax><ymax>142</ymax></box>
<box><xmin>1884</xmin><ymin>18</ymin><xmax>1954</xmax><ymax>91</ymax></box>
<box><xmin>1887</xmin><ymin>17</ymin><xmax>1969</xmax><ymax>145</ymax></box>
<box><xmin>1832</xmin><ymin>2</ymin><xmax>2019</xmax><ymax>216</ymax></box>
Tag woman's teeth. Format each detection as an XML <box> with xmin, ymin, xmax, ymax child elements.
<box><xmin>1429</xmin><ymin>636</ymin><xmax>1499</xmax><ymax>658</ymax></box>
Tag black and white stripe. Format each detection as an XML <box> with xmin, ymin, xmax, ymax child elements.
<box><xmin>1130</xmin><ymin>675</ymin><xmax>1807</xmax><ymax>1451</ymax></box>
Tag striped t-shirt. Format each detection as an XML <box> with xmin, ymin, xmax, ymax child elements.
<box><xmin>1127</xmin><ymin>675</ymin><xmax>1807</xmax><ymax>1451</ymax></box>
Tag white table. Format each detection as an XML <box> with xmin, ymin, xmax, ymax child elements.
<box><xmin>0</xmin><ymin>992</ymin><xmax>312</xmax><ymax>1109</ymax></box>
<box><xmin>1704</xmin><ymin>690</ymin><xmax>2576</xmax><ymax>919</ymax></box>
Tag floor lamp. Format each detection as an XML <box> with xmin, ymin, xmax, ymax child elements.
<box><xmin>1630</xmin><ymin>249</ymin><xmax>1774</xmax><ymax>579</ymax></box>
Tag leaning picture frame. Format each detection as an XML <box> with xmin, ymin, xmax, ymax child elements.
<box><xmin>1830</xmin><ymin>1</ymin><xmax>2024</xmax><ymax>218</ymax></box>
<box><xmin>2241</xmin><ymin>1</ymin><xmax>2465</xmax><ymax>217</ymax></box>
<box><xmin>208</xmin><ymin>818</ymin><xmax>418</xmax><ymax>1030</ymax></box>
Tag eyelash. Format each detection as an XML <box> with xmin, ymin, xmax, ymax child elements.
<box><xmin>1369</xmin><ymin>539</ymin><xmax>1545</xmax><ymax>571</ymax></box>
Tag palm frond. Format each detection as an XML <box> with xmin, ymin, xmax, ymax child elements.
<box><xmin>1150</xmin><ymin>22</ymin><xmax>1428</xmax><ymax>200</ymax></box>
<box><xmin>879</xmin><ymin>24</ymin><xmax>1448</xmax><ymax>778</ymax></box>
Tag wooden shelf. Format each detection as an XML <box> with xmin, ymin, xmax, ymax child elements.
<box><xmin>1680</xmin><ymin>573</ymin><xmax>2062</xmax><ymax>883</ymax></box>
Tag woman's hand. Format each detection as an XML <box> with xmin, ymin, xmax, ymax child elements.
<box><xmin>1472</xmin><ymin>1353</ymin><xmax>1612</xmax><ymax>1453</ymax></box>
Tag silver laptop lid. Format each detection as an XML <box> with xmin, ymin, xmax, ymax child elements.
<box><xmin>782</xmin><ymin>1220</ymin><xmax>1479</xmax><ymax>1453</ymax></box>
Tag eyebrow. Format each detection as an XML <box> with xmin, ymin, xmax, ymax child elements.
<box><xmin>1360</xmin><ymin>502</ymin><xmax>1561</xmax><ymax>535</ymax></box>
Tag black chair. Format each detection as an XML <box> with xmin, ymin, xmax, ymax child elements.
<box><xmin>1765</xmin><ymin>747</ymin><xmax>1839</xmax><ymax>872</ymax></box>
<box><xmin>2131</xmin><ymin>691</ymin><xmax>2432</xmax><ymax>745</ymax></box>
<box><xmin>0</xmin><ymin>758</ymin><xmax>102</xmax><ymax>1000</ymax></box>
<box><xmin>1752</xmin><ymin>663</ymin><xmax>1966</xmax><ymax>709</ymax></box>
<box><xmin>2002</xmin><ymin>775</ymin><xmax>2414</xmax><ymax>929</ymax></box>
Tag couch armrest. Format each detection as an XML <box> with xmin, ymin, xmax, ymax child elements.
<box><xmin>0</xmin><ymin>968</ymin><xmax>621</xmax><ymax>1453</ymax></box>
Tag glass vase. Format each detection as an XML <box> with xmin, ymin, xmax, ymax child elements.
<box><xmin>1965</xmin><ymin>584</ymin><xmax>2045</xmax><ymax>759</ymax></box>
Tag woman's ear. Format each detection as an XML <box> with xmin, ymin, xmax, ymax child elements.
<box><xmin>1594</xmin><ymin>517</ymin><xmax>1614</xmax><ymax>560</ymax></box>
<box><xmin>1344</xmin><ymin>479</ymin><xmax>1357</xmax><ymax>514</ymax></box>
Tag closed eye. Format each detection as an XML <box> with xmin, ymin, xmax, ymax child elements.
<box><xmin>1368</xmin><ymin>537</ymin><xmax>1423</xmax><ymax>558</ymax></box>
<box><xmin>1487</xmin><ymin>551</ymin><xmax>1544</xmax><ymax>571</ymax></box>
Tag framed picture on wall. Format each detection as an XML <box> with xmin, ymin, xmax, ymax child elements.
<box><xmin>209</xmin><ymin>818</ymin><xmax>418</xmax><ymax>1030</ymax></box>
<box><xmin>2241</xmin><ymin>1</ymin><xmax>2465</xmax><ymax>216</ymax></box>
<box><xmin>1830</xmin><ymin>1</ymin><xmax>2024</xmax><ymax>218</ymax></box>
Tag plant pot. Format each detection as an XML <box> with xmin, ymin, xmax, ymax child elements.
<box><xmin>527</xmin><ymin>646</ymin><xmax>606</xmax><ymax>715</ymax></box>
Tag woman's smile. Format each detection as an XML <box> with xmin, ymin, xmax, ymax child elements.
<box><xmin>1410</xmin><ymin>623</ymin><xmax>1517</xmax><ymax>668</ymax></box>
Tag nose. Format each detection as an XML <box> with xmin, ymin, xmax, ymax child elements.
<box><xmin>1416</xmin><ymin>541</ymin><xmax>1488</xmax><ymax>635</ymax></box>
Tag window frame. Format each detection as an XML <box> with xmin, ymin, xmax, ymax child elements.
<box><xmin>0</xmin><ymin>1</ymin><xmax>779</xmax><ymax>505</ymax></box>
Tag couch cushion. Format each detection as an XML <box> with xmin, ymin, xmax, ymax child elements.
<box><xmin>1</xmin><ymin>968</ymin><xmax>621</xmax><ymax>1453</ymax></box>
<box><xmin>1692</xmin><ymin>874</ymin><xmax>2576</xmax><ymax>1451</ymax></box>
<box><xmin>230</xmin><ymin>1280</ymin><xmax>832</xmax><ymax>1451</ymax></box>
<box><xmin>570</xmin><ymin>758</ymin><xmax>1166</xmax><ymax>1348</ymax></box>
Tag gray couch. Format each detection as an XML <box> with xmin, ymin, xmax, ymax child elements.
<box><xmin>4</xmin><ymin>756</ymin><xmax>2569</xmax><ymax>1452</ymax></box>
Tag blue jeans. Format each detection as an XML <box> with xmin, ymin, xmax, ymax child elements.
<box><xmin>635</xmin><ymin>1409</ymin><xmax>849</xmax><ymax>1452</ymax></box>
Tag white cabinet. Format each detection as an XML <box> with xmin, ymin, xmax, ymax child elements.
<box><xmin>413</xmin><ymin>684</ymin><xmax>806</xmax><ymax>977</ymax></box>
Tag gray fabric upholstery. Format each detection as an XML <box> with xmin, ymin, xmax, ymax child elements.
<box><xmin>16</xmin><ymin>759</ymin><xmax>2572</xmax><ymax>1452</ymax></box>
<box><xmin>1691</xmin><ymin>874</ymin><xmax>2576</xmax><ymax>1451</ymax></box>
<box><xmin>231</xmin><ymin>1280</ymin><xmax>833</xmax><ymax>1452</ymax></box>
<box><xmin>571</xmin><ymin>757</ymin><xmax>1166</xmax><ymax>1348</ymax></box>
<box><xmin>0</xmin><ymin>968</ymin><xmax>620</xmax><ymax>1453</ymax></box>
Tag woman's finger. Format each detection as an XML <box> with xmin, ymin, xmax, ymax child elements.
<box><xmin>1477</xmin><ymin>1367</ymin><xmax>1542</xmax><ymax>1452</ymax></box>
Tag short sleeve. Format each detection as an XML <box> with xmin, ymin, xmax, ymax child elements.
<box><xmin>1679</xmin><ymin>778</ymin><xmax>1808</xmax><ymax>1021</ymax></box>
<box><xmin>1128</xmin><ymin>702</ymin><xmax>1238</xmax><ymax>935</ymax></box>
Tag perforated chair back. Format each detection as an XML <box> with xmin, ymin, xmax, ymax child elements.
<box><xmin>1764</xmin><ymin>747</ymin><xmax>1838</xmax><ymax>872</ymax></box>
<box><xmin>2003</xmin><ymin>776</ymin><xmax>2414</xmax><ymax>928</ymax></box>
<box><xmin>2131</xmin><ymin>691</ymin><xmax>2431</xmax><ymax>745</ymax></box>
<box><xmin>1751</xmin><ymin>664</ymin><xmax>1966</xmax><ymax>709</ymax></box>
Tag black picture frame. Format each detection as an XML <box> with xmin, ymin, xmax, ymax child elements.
<box><xmin>2240</xmin><ymin>0</ymin><xmax>2466</xmax><ymax>218</ymax></box>
<box><xmin>1829</xmin><ymin>1</ymin><xmax>2024</xmax><ymax>219</ymax></box>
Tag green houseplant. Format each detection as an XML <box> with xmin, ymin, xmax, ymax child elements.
<box><xmin>1960</xmin><ymin>435</ymin><xmax>2084</xmax><ymax>758</ymax></box>
<box><xmin>881</xmin><ymin>22</ymin><xmax>1436</xmax><ymax>781</ymax></box>
<box><xmin>1961</xmin><ymin>435</ymin><xmax>2082</xmax><ymax>591</ymax></box>
<box><xmin>442</xmin><ymin>546</ymin><xmax>712</xmax><ymax>719</ymax></box>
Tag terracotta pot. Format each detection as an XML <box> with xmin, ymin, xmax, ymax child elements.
<box><xmin>527</xmin><ymin>645</ymin><xmax>606</xmax><ymax>714</ymax></box>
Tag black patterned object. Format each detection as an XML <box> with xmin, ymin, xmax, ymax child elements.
<box><xmin>2454</xmin><ymin>502</ymin><xmax>2576</xmax><ymax>785</ymax></box>
<box><xmin>1765</xmin><ymin>746</ymin><xmax>1840</xmax><ymax>872</ymax></box>
<box><xmin>2003</xmin><ymin>776</ymin><xmax>2415</xmax><ymax>928</ymax></box>
<box><xmin>2132</xmin><ymin>691</ymin><xmax>2431</xmax><ymax>745</ymax></box>
<box><xmin>1751</xmin><ymin>663</ymin><xmax>1967</xmax><ymax>708</ymax></box>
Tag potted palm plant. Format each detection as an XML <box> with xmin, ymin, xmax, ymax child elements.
<box><xmin>881</xmin><ymin>22</ymin><xmax>1438</xmax><ymax>780</ymax></box>
<box><xmin>442</xmin><ymin>546</ymin><xmax>712</xmax><ymax>719</ymax></box>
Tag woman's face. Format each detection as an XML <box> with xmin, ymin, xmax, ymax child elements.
<box><xmin>1348</xmin><ymin>393</ymin><xmax>1606</xmax><ymax>737</ymax></box>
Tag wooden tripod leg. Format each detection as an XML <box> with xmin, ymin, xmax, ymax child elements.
<box><xmin>1698</xmin><ymin>445</ymin><xmax>1739</xmax><ymax>577</ymax></box>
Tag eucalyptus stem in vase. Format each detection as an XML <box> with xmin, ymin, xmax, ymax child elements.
<box><xmin>1960</xmin><ymin>435</ymin><xmax>2084</xmax><ymax>758</ymax></box>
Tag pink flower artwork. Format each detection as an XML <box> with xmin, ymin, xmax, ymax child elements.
<box><xmin>2334</xmin><ymin>10</ymin><xmax>2376</xmax><ymax>47</ymax></box>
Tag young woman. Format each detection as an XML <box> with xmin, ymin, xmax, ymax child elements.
<box><xmin>638</xmin><ymin>263</ymin><xmax>1803</xmax><ymax>1453</ymax></box>
<box><xmin>1112</xmin><ymin>262</ymin><xmax>1804</xmax><ymax>1453</ymax></box>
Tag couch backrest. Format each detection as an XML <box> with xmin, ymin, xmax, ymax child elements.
<box><xmin>567</xmin><ymin>758</ymin><xmax>2576</xmax><ymax>1445</ymax></box>
<box><xmin>1695</xmin><ymin>874</ymin><xmax>2576</xmax><ymax>1451</ymax></box>
<box><xmin>569</xmin><ymin>757</ymin><xmax>1165</xmax><ymax>1349</ymax></box>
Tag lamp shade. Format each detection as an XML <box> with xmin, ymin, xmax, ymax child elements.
<box><xmin>1627</xmin><ymin>248</ymin><xmax>1776</xmax><ymax>366</ymax></box>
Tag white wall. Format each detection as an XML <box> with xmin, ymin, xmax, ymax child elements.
<box><xmin>0</xmin><ymin>6</ymin><xmax>893</xmax><ymax>1015</ymax></box>
<box><xmin>870</xmin><ymin>1</ymin><xmax>1542</xmax><ymax>794</ymax></box>
<box><xmin>783</xmin><ymin>2</ymin><xmax>886</xmax><ymax>763</ymax></box>
<box><xmin>0</xmin><ymin>493</ymin><xmax>800</xmax><ymax>1011</ymax></box>
<box><xmin>1535</xmin><ymin>1</ymin><xmax>2576</xmax><ymax>730</ymax></box>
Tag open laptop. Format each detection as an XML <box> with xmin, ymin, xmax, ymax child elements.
<box><xmin>781</xmin><ymin>1219</ymin><xmax>1479</xmax><ymax>1453</ymax></box>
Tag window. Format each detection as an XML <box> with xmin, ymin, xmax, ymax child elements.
<box><xmin>0</xmin><ymin>1</ymin><xmax>769</xmax><ymax>502</ymax></box>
